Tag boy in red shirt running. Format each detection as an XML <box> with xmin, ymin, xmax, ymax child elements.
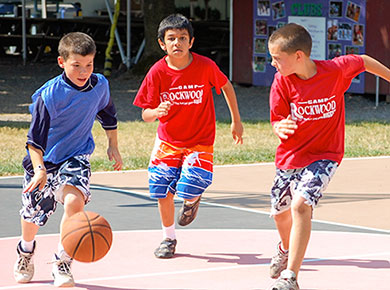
<box><xmin>133</xmin><ymin>14</ymin><xmax>243</xmax><ymax>259</ymax></box>
<box><xmin>267</xmin><ymin>23</ymin><xmax>390</xmax><ymax>290</ymax></box>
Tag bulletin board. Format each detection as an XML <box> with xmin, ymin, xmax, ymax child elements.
<box><xmin>253</xmin><ymin>0</ymin><xmax>366</xmax><ymax>93</ymax></box>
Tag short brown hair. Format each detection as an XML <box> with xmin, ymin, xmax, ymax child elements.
<box><xmin>269</xmin><ymin>23</ymin><xmax>312</xmax><ymax>56</ymax></box>
<box><xmin>58</xmin><ymin>32</ymin><xmax>96</xmax><ymax>60</ymax></box>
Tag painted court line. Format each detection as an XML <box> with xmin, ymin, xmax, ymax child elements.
<box><xmin>89</xmin><ymin>185</ymin><xmax>390</xmax><ymax>234</ymax></box>
<box><xmin>2</xmin><ymin>156</ymin><xmax>389</xmax><ymax>179</ymax></box>
<box><xmin>1</xmin><ymin>248</ymin><xmax>388</xmax><ymax>290</ymax></box>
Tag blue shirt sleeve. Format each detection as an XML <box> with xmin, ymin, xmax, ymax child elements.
<box><xmin>26</xmin><ymin>95</ymin><xmax>50</xmax><ymax>153</ymax></box>
<box><xmin>96</xmin><ymin>96</ymin><xmax>118</xmax><ymax>130</ymax></box>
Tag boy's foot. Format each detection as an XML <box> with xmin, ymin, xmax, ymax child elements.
<box><xmin>154</xmin><ymin>238</ymin><xmax>177</xmax><ymax>259</ymax></box>
<box><xmin>270</xmin><ymin>241</ymin><xmax>288</xmax><ymax>278</ymax></box>
<box><xmin>51</xmin><ymin>253</ymin><xmax>75</xmax><ymax>287</ymax></box>
<box><xmin>14</xmin><ymin>241</ymin><xmax>36</xmax><ymax>283</ymax></box>
<box><xmin>268</xmin><ymin>270</ymin><xmax>299</xmax><ymax>290</ymax></box>
<box><xmin>177</xmin><ymin>196</ymin><xmax>201</xmax><ymax>226</ymax></box>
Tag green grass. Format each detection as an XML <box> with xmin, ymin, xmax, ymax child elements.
<box><xmin>0</xmin><ymin>121</ymin><xmax>389</xmax><ymax>176</ymax></box>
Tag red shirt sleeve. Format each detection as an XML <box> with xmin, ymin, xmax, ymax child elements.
<box><xmin>133</xmin><ymin>63</ymin><xmax>161</xmax><ymax>109</ymax></box>
<box><xmin>270</xmin><ymin>74</ymin><xmax>291</xmax><ymax>126</ymax></box>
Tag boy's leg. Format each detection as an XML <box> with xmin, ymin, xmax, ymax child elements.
<box><xmin>15</xmin><ymin>173</ymin><xmax>57</xmax><ymax>284</ymax></box>
<box><xmin>148</xmin><ymin>139</ymin><xmax>182</xmax><ymax>258</ymax></box>
<box><xmin>287</xmin><ymin>196</ymin><xmax>312</xmax><ymax>276</ymax></box>
<box><xmin>52</xmin><ymin>185</ymin><xmax>85</xmax><ymax>288</ymax></box>
<box><xmin>176</xmin><ymin>146</ymin><xmax>213</xmax><ymax>226</ymax></box>
<box><xmin>52</xmin><ymin>155</ymin><xmax>91</xmax><ymax>287</ymax></box>
<box><xmin>269</xmin><ymin>160</ymin><xmax>337</xmax><ymax>289</ymax></box>
<box><xmin>269</xmin><ymin>169</ymin><xmax>295</xmax><ymax>279</ymax></box>
<box><xmin>154</xmin><ymin>192</ymin><xmax>177</xmax><ymax>259</ymax></box>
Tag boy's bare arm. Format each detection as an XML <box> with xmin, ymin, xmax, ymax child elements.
<box><xmin>105</xmin><ymin>129</ymin><xmax>123</xmax><ymax>171</ymax></box>
<box><xmin>361</xmin><ymin>55</ymin><xmax>390</xmax><ymax>82</ymax></box>
<box><xmin>142</xmin><ymin>101</ymin><xmax>171</xmax><ymax>122</ymax></box>
<box><xmin>23</xmin><ymin>145</ymin><xmax>47</xmax><ymax>193</ymax></box>
<box><xmin>221</xmin><ymin>80</ymin><xmax>244</xmax><ymax>144</ymax></box>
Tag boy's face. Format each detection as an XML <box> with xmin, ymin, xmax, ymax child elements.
<box><xmin>57</xmin><ymin>53</ymin><xmax>94</xmax><ymax>87</ymax></box>
<box><xmin>268</xmin><ymin>41</ymin><xmax>299</xmax><ymax>77</ymax></box>
<box><xmin>158</xmin><ymin>29</ymin><xmax>194</xmax><ymax>58</ymax></box>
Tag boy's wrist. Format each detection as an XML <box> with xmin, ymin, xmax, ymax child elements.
<box><xmin>34</xmin><ymin>164</ymin><xmax>46</xmax><ymax>172</ymax></box>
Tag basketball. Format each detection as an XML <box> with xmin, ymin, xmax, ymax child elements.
<box><xmin>61</xmin><ymin>211</ymin><xmax>113</xmax><ymax>263</ymax></box>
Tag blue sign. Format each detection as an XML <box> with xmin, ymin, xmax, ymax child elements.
<box><xmin>253</xmin><ymin>0</ymin><xmax>366</xmax><ymax>93</ymax></box>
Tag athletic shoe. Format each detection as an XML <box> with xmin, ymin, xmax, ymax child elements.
<box><xmin>154</xmin><ymin>238</ymin><xmax>177</xmax><ymax>259</ymax></box>
<box><xmin>270</xmin><ymin>241</ymin><xmax>289</xmax><ymax>279</ymax></box>
<box><xmin>268</xmin><ymin>269</ymin><xmax>300</xmax><ymax>290</ymax></box>
<box><xmin>177</xmin><ymin>196</ymin><xmax>201</xmax><ymax>226</ymax></box>
<box><xmin>51</xmin><ymin>253</ymin><xmax>75</xmax><ymax>287</ymax></box>
<box><xmin>14</xmin><ymin>241</ymin><xmax>36</xmax><ymax>283</ymax></box>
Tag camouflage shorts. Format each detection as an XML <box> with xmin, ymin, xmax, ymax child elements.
<box><xmin>20</xmin><ymin>155</ymin><xmax>91</xmax><ymax>226</ymax></box>
<box><xmin>270</xmin><ymin>159</ymin><xmax>338</xmax><ymax>216</ymax></box>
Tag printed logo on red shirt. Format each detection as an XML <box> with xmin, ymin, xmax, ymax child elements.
<box><xmin>160</xmin><ymin>84</ymin><xmax>204</xmax><ymax>105</ymax></box>
<box><xmin>291</xmin><ymin>95</ymin><xmax>337</xmax><ymax>121</ymax></box>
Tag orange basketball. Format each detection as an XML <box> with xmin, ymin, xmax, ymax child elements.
<box><xmin>61</xmin><ymin>211</ymin><xmax>112</xmax><ymax>263</ymax></box>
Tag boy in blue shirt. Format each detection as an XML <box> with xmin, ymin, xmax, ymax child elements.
<box><xmin>13</xmin><ymin>32</ymin><xmax>123</xmax><ymax>287</ymax></box>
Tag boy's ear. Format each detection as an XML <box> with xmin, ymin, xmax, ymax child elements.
<box><xmin>158</xmin><ymin>39</ymin><xmax>167</xmax><ymax>51</ymax></box>
<box><xmin>189</xmin><ymin>37</ymin><xmax>195</xmax><ymax>49</ymax></box>
<box><xmin>295</xmin><ymin>50</ymin><xmax>306</xmax><ymax>62</ymax></box>
<box><xmin>57</xmin><ymin>56</ymin><xmax>65</xmax><ymax>68</ymax></box>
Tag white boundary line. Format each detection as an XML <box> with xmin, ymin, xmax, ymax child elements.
<box><xmin>89</xmin><ymin>185</ymin><xmax>390</xmax><ymax>235</ymax></box>
<box><xmin>2</xmin><ymin>156</ymin><xmax>389</xmax><ymax>179</ymax></box>
<box><xmin>1</xmin><ymin>247</ymin><xmax>389</xmax><ymax>289</ymax></box>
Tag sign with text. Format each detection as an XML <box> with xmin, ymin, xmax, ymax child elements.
<box><xmin>253</xmin><ymin>0</ymin><xmax>366</xmax><ymax>93</ymax></box>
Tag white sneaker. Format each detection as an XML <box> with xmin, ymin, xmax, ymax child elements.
<box><xmin>270</xmin><ymin>241</ymin><xmax>289</xmax><ymax>279</ymax></box>
<box><xmin>14</xmin><ymin>241</ymin><xmax>36</xmax><ymax>283</ymax></box>
<box><xmin>51</xmin><ymin>253</ymin><xmax>75</xmax><ymax>287</ymax></box>
<box><xmin>268</xmin><ymin>269</ymin><xmax>300</xmax><ymax>290</ymax></box>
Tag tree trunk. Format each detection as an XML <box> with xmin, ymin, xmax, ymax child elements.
<box><xmin>132</xmin><ymin>0</ymin><xmax>175</xmax><ymax>75</ymax></box>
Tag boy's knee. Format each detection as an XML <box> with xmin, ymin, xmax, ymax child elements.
<box><xmin>291</xmin><ymin>198</ymin><xmax>311</xmax><ymax>215</ymax></box>
<box><xmin>63</xmin><ymin>186</ymin><xmax>85</xmax><ymax>211</ymax></box>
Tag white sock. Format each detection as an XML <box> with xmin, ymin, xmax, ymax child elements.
<box><xmin>162</xmin><ymin>223</ymin><xmax>176</xmax><ymax>240</ymax></box>
<box><xmin>57</xmin><ymin>243</ymin><xmax>72</xmax><ymax>261</ymax></box>
<box><xmin>21</xmin><ymin>239</ymin><xmax>35</xmax><ymax>253</ymax></box>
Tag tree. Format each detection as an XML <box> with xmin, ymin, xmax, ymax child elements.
<box><xmin>132</xmin><ymin>0</ymin><xmax>175</xmax><ymax>74</ymax></box>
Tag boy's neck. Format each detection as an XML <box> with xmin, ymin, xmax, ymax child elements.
<box><xmin>165</xmin><ymin>52</ymin><xmax>193</xmax><ymax>70</ymax></box>
<box><xmin>295</xmin><ymin>59</ymin><xmax>317</xmax><ymax>80</ymax></box>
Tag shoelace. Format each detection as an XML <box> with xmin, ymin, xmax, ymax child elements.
<box><xmin>48</xmin><ymin>258</ymin><xmax>72</xmax><ymax>275</ymax></box>
<box><xmin>57</xmin><ymin>260</ymin><xmax>72</xmax><ymax>275</ymax></box>
<box><xmin>271</xmin><ymin>251</ymin><xmax>287</xmax><ymax>263</ymax></box>
<box><xmin>17</xmin><ymin>255</ymin><xmax>31</xmax><ymax>272</ymax></box>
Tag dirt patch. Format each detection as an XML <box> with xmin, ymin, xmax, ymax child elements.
<box><xmin>1</xmin><ymin>58</ymin><xmax>389</xmax><ymax>124</ymax></box>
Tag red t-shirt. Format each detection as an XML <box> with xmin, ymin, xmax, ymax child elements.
<box><xmin>133</xmin><ymin>52</ymin><xmax>228</xmax><ymax>147</ymax></box>
<box><xmin>270</xmin><ymin>54</ymin><xmax>365</xmax><ymax>169</ymax></box>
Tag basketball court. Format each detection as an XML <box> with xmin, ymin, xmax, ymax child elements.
<box><xmin>0</xmin><ymin>157</ymin><xmax>389</xmax><ymax>289</ymax></box>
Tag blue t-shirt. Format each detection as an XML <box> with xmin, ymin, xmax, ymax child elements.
<box><xmin>24</xmin><ymin>73</ymin><xmax>117</xmax><ymax>172</ymax></box>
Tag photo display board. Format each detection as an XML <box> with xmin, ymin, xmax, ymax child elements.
<box><xmin>253</xmin><ymin>0</ymin><xmax>366</xmax><ymax>93</ymax></box>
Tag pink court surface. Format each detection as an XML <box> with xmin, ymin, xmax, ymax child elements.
<box><xmin>0</xmin><ymin>157</ymin><xmax>389</xmax><ymax>290</ymax></box>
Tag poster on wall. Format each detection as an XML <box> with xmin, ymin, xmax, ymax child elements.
<box><xmin>252</xmin><ymin>0</ymin><xmax>366</xmax><ymax>93</ymax></box>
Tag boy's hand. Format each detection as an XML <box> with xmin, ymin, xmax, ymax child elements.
<box><xmin>231</xmin><ymin>121</ymin><xmax>244</xmax><ymax>144</ymax></box>
<box><xmin>273</xmin><ymin>115</ymin><xmax>297</xmax><ymax>140</ymax></box>
<box><xmin>107</xmin><ymin>146</ymin><xmax>123</xmax><ymax>171</ymax></box>
<box><xmin>23</xmin><ymin>170</ymin><xmax>47</xmax><ymax>193</ymax></box>
<box><xmin>155</xmin><ymin>101</ymin><xmax>171</xmax><ymax>118</ymax></box>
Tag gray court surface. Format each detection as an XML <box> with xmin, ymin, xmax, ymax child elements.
<box><xmin>0</xmin><ymin>176</ymin><xmax>386</xmax><ymax>239</ymax></box>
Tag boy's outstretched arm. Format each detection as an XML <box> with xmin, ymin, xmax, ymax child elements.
<box><xmin>361</xmin><ymin>55</ymin><xmax>390</xmax><ymax>82</ymax></box>
<box><xmin>23</xmin><ymin>145</ymin><xmax>47</xmax><ymax>193</ymax></box>
<box><xmin>105</xmin><ymin>129</ymin><xmax>123</xmax><ymax>171</ymax></box>
<box><xmin>221</xmin><ymin>80</ymin><xmax>244</xmax><ymax>144</ymax></box>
